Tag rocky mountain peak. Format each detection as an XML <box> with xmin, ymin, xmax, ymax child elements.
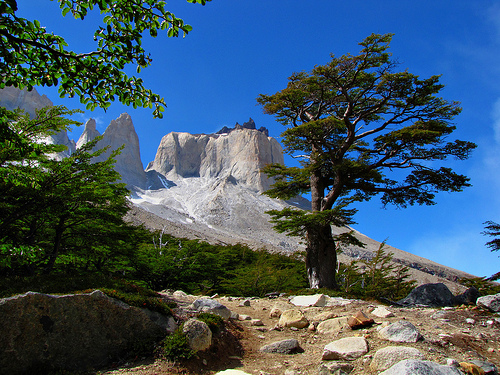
<box><xmin>76</xmin><ymin>113</ymin><xmax>147</xmax><ymax>190</ymax></box>
<box><xmin>216</xmin><ymin>118</ymin><xmax>269</xmax><ymax>136</ymax></box>
<box><xmin>146</xmin><ymin>122</ymin><xmax>282</xmax><ymax>193</ymax></box>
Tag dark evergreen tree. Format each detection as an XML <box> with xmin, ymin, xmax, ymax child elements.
<box><xmin>258</xmin><ymin>34</ymin><xmax>476</xmax><ymax>289</ymax></box>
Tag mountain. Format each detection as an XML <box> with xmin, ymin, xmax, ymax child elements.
<box><xmin>0</xmin><ymin>86</ymin><xmax>476</xmax><ymax>289</ymax></box>
<box><xmin>76</xmin><ymin>114</ymin><xmax>147</xmax><ymax>189</ymax></box>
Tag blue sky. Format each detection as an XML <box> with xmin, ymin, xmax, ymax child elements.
<box><xmin>18</xmin><ymin>1</ymin><xmax>500</xmax><ymax>278</ymax></box>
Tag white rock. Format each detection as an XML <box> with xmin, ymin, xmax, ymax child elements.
<box><xmin>214</xmin><ymin>370</ymin><xmax>252</xmax><ymax>375</ymax></box>
<box><xmin>371</xmin><ymin>306</ymin><xmax>395</xmax><ymax>318</ymax></box>
<box><xmin>322</xmin><ymin>337</ymin><xmax>369</xmax><ymax>360</ymax></box>
<box><xmin>477</xmin><ymin>293</ymin><xmax>500</xmax><ymax>312</ymax></box>
<box><xmin>182</xmin><ymin>318</ymin><xmax>212</xmax><ymax>352</ymax></box>
<box><xmin>289</xmin><ymin>294</ymin><xmax>326</xmax><ymax>307</ymax></box>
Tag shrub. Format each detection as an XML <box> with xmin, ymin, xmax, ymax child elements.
<box><xmin>196</xmin><ymin>312</ymin><xmax>224</xmax><ymax>334</ymax></box>
<box><xmin>160</xmin><ymin>328</ymin><xmax>194</xmax><ymax>361</ymax></box>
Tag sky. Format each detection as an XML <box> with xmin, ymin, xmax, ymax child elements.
<box><xmin>17</xmin><ymin>0</ymin><xmax>500</xmax><ymax>278</ymax></box>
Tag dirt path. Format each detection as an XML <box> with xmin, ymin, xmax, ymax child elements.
<box><xmin>103</xmin><ymin>293</ymin><xmax>500</xmax><ymax>374</ymax></box>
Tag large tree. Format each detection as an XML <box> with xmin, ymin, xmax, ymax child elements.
<box><xmin>258</xmin><ymin>34</ymin><xmax>476</xmax><ymax>289</ymax></box>
<box><xmin>0</xmin><ymin>0</ymin><xmax>211</xmax><ymax>118</ymax></box>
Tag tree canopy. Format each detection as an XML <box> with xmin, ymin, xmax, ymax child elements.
<box><xmin>0</xmin><ymin>0</ymin><xmax>211</xmax><ymax>118</ymax></box>
<box><xmin>258</xmin><ymin>33</ymin><xmax>476</xmax><ymax>289</ymax></box>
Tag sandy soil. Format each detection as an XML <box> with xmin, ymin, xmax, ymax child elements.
<box><xmin>102</xmin><ymin>293</ymin><xmax>500</xmax><ymax>375</ymax></box>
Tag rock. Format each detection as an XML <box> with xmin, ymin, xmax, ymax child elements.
<box><xmin>182</xmin><ymin>318</ymin><xmax>212</xmax><ymax>352</ymax></box>
<box><xmin>250</xmin><ymin>319</ymin><xmax>264</xmax><ymax>326</ymax></box>
<box><xmin>460</xmin><ymin>362</ymin><xmax>486</xmax><ymax>375</ymax></box>
<box><xmin>398</xmin><ymin>283</ymin><xmax>456</xmax><ymax>307</ymax></box>
<box><xmin>239</xmin><ymin>298</ymin><xmax>251</xmax><ymax>307</ymax></box>
<box><xmin>317</xmin><ymin>362</ymin><xmax>354</xmax><ymax>374</ymax></box>
<box><xmin>380</xmin><ymin>359</ymin><xmax>463</xmax><ymax>374</ymax></box>
<box><xmin>379</xmin><ymin>320</ymin><xmax>423</xmax><ymax>342</ymax></box>
<box><xmin>214</xmin><ymin>370</ymin><xmax>252</xmax><ymax>375</ymax></box>
<box><xmin>172</xmin><ymin>290</ymin><xmax>189</xmax><ymax>299</ymax></box>
<box><xmin>278</xmin><ymin>309</ymin><xmax>309</xmax><ymax>329</ymax></box>
<box><xmin>371</xmin><ymin>306</ymin><xmax>395</xmax><ymax>318</ymax></box>
<box><xmin>191</xmin><ymin>298</ymin><xmax>232</xmax><ymax>320</ymax></box>
<box><xmin>322</xmin><ymin>337</ymin><xmax>369</xmax><ymax>361</ymax></box>
<box><xmin>469</xmin><ymin>360</ymin><xmax>498</xmax><ymax>375</ymax></box>
<box><xmin>312</xmin><ymin>311</ymin><xmax>338</xmax><ymax>323</ymax></box>
<box><xmin>0</xmin><ymin>291</ymin><xmax>175</xmax><ymax>374</ymax></box>
<box><xmin>260</xmin><ymin>339</ymin><xmax>303</xmax><ymax>354</ymax></box>
<box><xmin>370</xmin><ymin>346</ymin><xmax>425</xmax><ymax>371</ymax></box>
<box><xmin>289</xmin><ymin>294</ymin><xmax>326</xmax><ymax>307</ymax></box>
<box><xmin>316</xmin><ymin>317</ymin><xmax>349</xmax><ymax>335</ymax></box>
<box><xmin>454</xmin><ymin>287</ymin><xmax>480</xmax><ymax>305</ymax></box>
<box><xmin>270</xmin><ymin>307</ymin><xmax>283</xmax><ymax>318</ymax></box>
<box><xmin>324</xmin><ymin>296</ymin><xmax>354</xmax><ymax>306</ymax></box>
<box><xmin>85</xmin><ymin>113</ymin><xmax>147</xmax><ymax>189</ymax></box>
<box><xmin>347</xmin><ymin>310</ymin><xmax>374</xmax><ymax>329</ymax></box>
<box><xmin>476</xmin><ymin>293</ymin><xmax>500</xmax><ymax>312</ymax></box>
<box><xmin>238</xmin><ymin>314</ymin><xmax>252</xmax><ymax>321</ymax></box>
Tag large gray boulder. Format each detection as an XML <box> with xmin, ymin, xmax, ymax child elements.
<box><xmin>191</xmin><ymin>298</ymin><xmax>232</xmax><ymax>319</ymax></box>
<box><xmin>379</xmin><ymin>359</ymin><xmax>462</xmax><ymax>374</ymax></box>
<box><xmin>0</xmin><ymin>291</ymin><xmax>176</xmax><ymax>374</ymax></box>
<box><xmin>398</xmin><ymin>283</ymin><xmax>455</xmax><ymax>307</ymax></box>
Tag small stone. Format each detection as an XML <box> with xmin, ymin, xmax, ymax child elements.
<box><xmin>446</xmin><ymin>358</ymin><xmax>459</xmax><ymax>367</ymax></box>
<box><xmin>279</xmin><ymin>309</ymin><xmax>309</xmax><ymax>329</ymax></box>
<box><xmin>238</xmin><ymin>314</ymin><xmax>252</xmax><ymax>321</ymax></box>
<box><xmin>269</xmin><ymin>307</ymin><xmax>282</xmax><ymax>318</ymax></box>
<box><xmin>379</xmin><ymin>320</ymin><xmax>423</xmax><ymax>343</ymax></box>
<box><xmin>317</xmin><ymin>316</ymin><xmax>349</xmax><ymax>335</ymax></box>
<box><xmin>465</xmin><ymin>318</ymin><xmax>475</xmax><ymax>325</ymax></box>
<box><xmin>251</xmin><ymin>319</ymin><xmax>264</xmax><ymax>326</ymax></box>
<box><xmin>239</xmin><ymin>299</ymin><xmax>251</xmax><ymax>307</ymax></box>
<box><xmin>260</xmin><ymin>339</ymin><xmax>304</xmax><ymax>354</ymax></box>
<box><xmin>289</xmin><ymin>294</ymin><xmax>326</xmax><ymax>307</ymax></box>
<box><xmin>372</xmin><ymin>306</ymin><xmax>395</xmax><ymax>318</ymax></box>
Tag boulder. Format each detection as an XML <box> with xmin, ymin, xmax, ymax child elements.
<box><xmin>379</xmin><ymin>320</ymin><xmax>423</xmax><ymax>343</ymax></box>
<box><xmin>182</xmin><ymin>318</ymin><xmax>212</xmax><ymax>352</ymax></box>
<box><xmin>379</xmin><ymin>359</ymin><xmax>463</xmax><ymax>374</ymax></box>
<box><xmin>370</xmin><ymin>346</ymin><xmax>425</xmax><ymax>371</ymax></box>
<box><xmin>317</xmin><ymin>317</ymin><xmax>349</xmax><ymax>335</ymax></box>
<box><xmin>0</xmin><ymin>291</ymin><xmax>175</xmax><ymax>374</ymax></box>
<box><xmin>347</xmin><ymin>310</ymin><xmax>374</xmax><ymax>329</ymax></box>
<box><xmin>289</xmin><ymin>294</ymin><xmax>326</xmax><ymax>307</ymax></box>
<box><xmin>322</xmin><ymin>337</ymin><xmax>369</xmax><ymax>360</ymax></box>
<box><xmin>191</xmin><ymin>298</ymin><xmax>232</xmax><ymax>319</ymax></box>
<box><xmin>398</xmin><ymin>283</ymin><xmax>456</xmax><ymax>307</ymax></box>
<box><xmin>260</xmin><ymin>339</ymin><xmax>303</xmax><ymax>354</ymax></box>
<box><xmin>278</xmin><ymin>309</ymin><xmax>309</xmax><ymax>329</ymax></box>
<box><xmin>453</xmin><ymin>287</ymin><xmax>480</xmax><ymax>305</ymax></box>
<box><xmin>476</xmin><ymin>293</ymin><xmax>500</xmax><ymax>312</ymax></box>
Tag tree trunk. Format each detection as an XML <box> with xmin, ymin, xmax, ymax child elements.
<box><xmin>305</xmin><ymin>223</ymin><xmax>338</xmax><ymax>289</ymax></box>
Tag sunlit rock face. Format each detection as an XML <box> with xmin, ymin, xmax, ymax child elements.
<box><xmin>77</xmin><ymin>113</ymin><xmax>147</xmax><ymax>190</ymax></box>
<box><xmin>0</xmin><ymin>86</ymin><xmax>76</xmax><ymax>159</ymax></box>
<box><xmin>146</xmin><ymin>125</ymin><xmax>283</xmax><ymax>193</ymax></box>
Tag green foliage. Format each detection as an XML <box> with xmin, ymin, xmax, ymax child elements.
<box><xmin>258</xmin><ymin>33</ymin><xmax>476</xmax><ymax>288</ymax></box>
<box><xmin>131</xmin><ymin>235</ymin><xmax>308</xmax><ymax>296</ymax></box>
<box><xmin>0</xmin><ymin>0</ymin><xmax>211</xmax><ymax>117</ymax></box>
<box><xmin>459</xmin><ymin>277</ymin><xmax>500</xmax><ymax>296</ymax></box>
<box><xmin>99</xmin><ymin>288</ymin><xmax>173</xmax><ymax>316</ymax></box>
<box><xmin>0</xmin><ymin>106</ymin><xmax>139</xmax><ymax>275</ymax></box>
<box><xmin>160</xmin><ymin>328</ymin><xmax>194</xmax><ymax>361</ymax></box>
<box><xmin>482</xmin><ymin>221</ymin><xmax>500</xmax><ymax>280</ymax></box>
<box><xmin>337</xmin><ymin>242</ymin><xmax>416</xmax><ymax>301</ymax></box>
<box><xmin>196</xmin><ymin>312</ymin><xmax>224</xmax><ymax>334</ymax></box>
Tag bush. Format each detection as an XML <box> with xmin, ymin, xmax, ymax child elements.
<box><xmin>160</xmin><ymin>328</ymin><xmax>194</xmax><ymax>361</ymax></box>
<box><xmin>196</xmin><ymin>312</ymin><xmax>224</xmax><ymax>334</ymax></box>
